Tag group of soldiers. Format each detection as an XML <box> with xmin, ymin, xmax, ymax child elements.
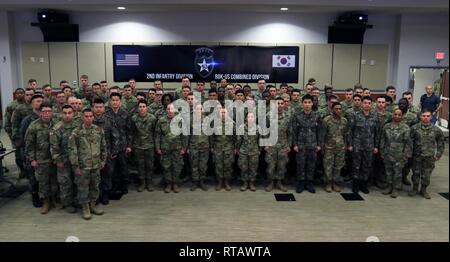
<box><xmin>0</xmin><ymin>75</ymin><xmax>446</xmax><ymax>220</ymax></box>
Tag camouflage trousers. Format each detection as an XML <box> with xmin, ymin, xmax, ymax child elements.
<box><xmin>412</xmin><ymin>156</ymin><xmax>435</xmax><ymax>187</ymax></box>
<box><xmin>35</xmin><ymin>163</ymin><xmax>57</xmax><ymax>199</ymax></box>
<box><xmin>238</xmin><ymin>153</ymin><xmax>259</xmax><ymax>182</ymax></box>
<box><xmin>57</xmin><ymin>163</ymin><xmax>75</xmax><ymax>206</ymax></box>
<box><xmin>161</xmin><ymin>150</ymin><xmax>183</xmax><ymax>183</ymax></box>
<box><xmin>323</xmin><ymin>147</ymin><xmax>345</xmax><ymax>183</ymax></box>
<box><xmin>134</xmin><ymin>148</ymin><xmax>154</xmax><ymax>182</ymax></box>
<box><xmin>190</xmin><ymin>148</ymin><xmax>209</xmax><ymax>182</ymax></box>
<box><xmin>384</xmin><ymin>159</ymin><xmax>404</xmax><ymax>190</ymax></box>
<box><xmin>214</xmin><ymin>149</ymin><xmax>235</xmax><ymax>180</ymax></box>
<box><xmin>402</xmin><ymin>157</ymin><xmax>413</xmax><ymax>178</ymax></box>
<box><xmin>265</xmin><ymin>147</ymin><xmax>288</xmax><ymax>180</ymax></box>
<box><xmin>74</xmin><ymin>169</ymin><xmax>100</xmax><ymax>205</ymax></box>
<box><xmin>352</xmin><ymin>150</ymin><xmax>373</xmax><ymax>181</ymax></box>
<box><xmin>296</xmin><ymin>148</ymin><xmax>317</xmax><ymax>181</ymax></box>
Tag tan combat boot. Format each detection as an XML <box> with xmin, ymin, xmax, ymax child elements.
<box><xmin>137</xmin><ymin>179</ymin><xmax>145</xmax><ymax>192</ymax></box>
<box><xmin>164</xmin><ymin>183</ymin><xmax>171</xmax><ymax>193</ymax></box>
<box><xmin>408</xmin><ymin>184</ymin><xmax>419</xmax><ymax>197</ymax></box>
<box><xmin>332</xmin><ymin>183</ymin><xmax>341</xmax><ymax>192</ymax></box>
<box><xmin>265</xmin><ymin>180</ymin><xmax>274</xmax><ymax>192</ymax></box>
<box><xmin>224</xmin><ymin>180</ymin><xmax>231</xmax><ymax>191</ymax></box>
<box><xmin>390</xmin><ymin>188</ymin><xmax>399</xmax><ymax>198</ymax></box>
<box><xmin>146</xmin><ymin>180</ymin><xmax>154</xmax><ymax>192</ymax></box>
<box><xmin>199</xmin><ymin>180</ymin><xmax>208</xmax><ymax>191</ymax></box>
<box><xmin>382</xmin><ymin>186</ymin><xmax>392</xmax><ymax>195</ymax></box>
<box><xmin>249</xmin><ymin>181</ymin><xmax>257</xmax><ymax>192</ymax></box>
<box><xmin>82</xmin><ymin>203</ymin><xmax>92</xmax><ymax>220</ymax></box>
<box><xmin>40</xmin><ymin>198</ymin><xmax>50</xmax><ymax>215</ymax></box>
<box><xmin>215</xmin><ymin>179</ymin><xmax>223</xmax><ymax>191</ymax></box>
<box><xmin>276</xmin><ymin>180</ymin><xmax>287</xmax><ymax>192</ymax></box>
<box><xmin>240</xmin><ymin>181</ymin><xmax>248</xmax><ymax>191</ymax></box>
<box><xmin>420</xmin><ymin>186</ymin><xmax>431</xmax><ymax>199</ymax></box>
<box><xmin>324</xmin><ymin>183</ymin><xmax>332</xmax><ymax>193</ymax></box>
<box><xmin>65</xmin><ymin>204</ymin><xmax>77</xmax><ymax>214</ymax></box>
<box><xmin>173</xmin><ymin>183</ymin><xmax>180</xmax><ymax>193</ymax></box>
<box><xmin>90</xmin><ymin>201</ymin><xmax>104</xmax><ymax>215</ymax></box>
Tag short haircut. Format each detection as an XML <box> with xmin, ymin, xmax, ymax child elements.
<box><xmin>353</xmin><ymin>94</ymin><xmax>362</xmax><ymax>100</ymax></box>
<box><xmin>363</xmin><ymin>88</ymin><xmax>370</xmax><ymax>92</ymax></box>
<box><xmin>39</xmin><ymin>102</ymin><xmax>52</xmax><ymax>110</ymax></box>
<box><xmin>362</xmin><ymin>96</ymin><xmax>372</xmax><ymax>102</ymax></box>
<box><xmin>197</xmin><ymin>81</ymin><xmax>205</xmax><ymax>85</ymax></box>
<box><xmin>327</xmin><ymin>95</ymin><xmax>338</xmax><ymax>101</ymax></box>
<box><xmin>331</xmin><ymin>102</ymin><xmax>342</xmax><ymax>109</ymax></box>
<box><xmin>109</xmin><ymin>86</ymin><xmax>120</xmax><ymax>91</ymax></box>
<box><xmin>123</xmin><ymin>84</ymin><xmax>132</xmax><ymax>89</ymax></box>
<box><xmin>308</xmin><ymin>78</ymin><xmax>316</xmax><ymax>83</ymax></box>
<box><xmin>302</xmin><ymin>94</ymin><xmax>313</xmax><ymax>102</ymax></box>
<box><xmin>148</xmin><ymin>88</ymin><xmax>156</xmax><ymax>93</ymax></box>
<box><xmin>60</xmin><ymin>80</ymin><xmax>68</xmax><ymax>85</ymax></box>
<box><xmin>243</xmin><ymin>85</ymin><xmax>251</xmax><ymax>90</ymax></box>
<box><xmin>280</xmin><ymin>83</ymin><xmax>288</xmax><ymax>88</ymax></box>
<box><xmin>209</xmin><ymin>88</ymin><xmax>217</xmax><ymax>94</ymax></box>
<box><xmin>137</xmin><ymin>99</ymin><xmax>147</xmax><ymax>106</ymax></box>
<box><xmin>421</xmin><ymin>109</ymin><xmax>432</xmax><ymax>114</ymax></box>
<box><xmin>93</xmin><ymin>98</ymin><xmax>105</xmax><ymax>104</ymax></box>
<box><xmin>110</xmin><ymin>92</ymin><xmax>122</xmax><ymax>99</ymax></box>
<box><xmin>100</xmin><ymin>80</ymin><xmax>107</xmax><ymax>84</ymax></box>
<box><xmin>386</xmin><ymin>85</ymin><xmax>396</xmax><ymax>92</ymax></box>
<box><xmin>31</xmin><ymin>94</ymin><xmax>44</xmax><ymax>102</ymax></box>
<box><xmin>354</xmin><ymin>83</ymin><xmax>363</xmax><ymax>90</ymax></box>
<box><xmin>14</xmin><ymin>88</ymin><xmax>25</xmax><ymax>93</ymax></box>
<box><xmin>92</xmin><ymin>82</ymin><xmax>100</xmax><ymax>87</ymax></box>
<box><xmin>235</xmin><ymin>90</ymin><xmax>245</xmax><ymax>96</ymax></box>
<box><xmin>136</xmin><ymin>92</ymin><xmax>146</xmax><ymax>97</ymax></box>
<box><xmin>80</xmin><ymin>74</ymin><xmax>88</xmax><ymax>79</ymax></box>
<box><xmin>384</xmin><ymin>95</ymin><xmax>393</xmax><ymax>103</ymax></box>
<box><xmin>182</xmin><ymin>86</ymin><xmax>191</xmax><ymax>90</ymax></box>
<box><xmin>62</xmin><ymin>104</ymin><xmax>73</xmax><ymax>110</ymax></box>
<box><xmin>291</xmin><ymin>88</ymin><xmax>301</xmax><ymax>94</ymax></box>
<box><xmin>129</xmin><ymin>78</ymin><xmax>136</xmax><ymax>81</ymax></box>
<box><xmin>28</xmin><ymin>78</ymin><xmax>37</xmax><ymax>84</ymax></box>
<box><xmin>402</xmin><ymin>91</ymin><xmax>413</xmax><ymax>97</ymax></box>
<box><xmin>42</xmin><ymin>84</ymin><xmax>51</xmax><ymax>89</ymax></box>
<box><xmin>62</xmin><ymin>86</ymin><xmax>72</xmax><ymax>92</ymax></box>
<box><xmin>82</xmin><ymin>108</ymin><xmax>92</xmax><ymax>114</ymax></box>
<box><xmin>376</xmin><ymin>96</ymin><xmax>386</xmax><ymax>101</ymax></box>
<box><xmin>324</xmin><ymin>86</ymin><xmax>333</xmax><ymax>91</ymax></box>
<box><xmin>345</xmin><ymin>88</ymin><xmax>353</xmax><ymax>92</ymax></box>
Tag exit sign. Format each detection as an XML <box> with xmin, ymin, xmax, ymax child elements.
<box><xmin>435</xmin><ymin>52</ymin><xmax>445</xmax><ymax>60</ymax></box>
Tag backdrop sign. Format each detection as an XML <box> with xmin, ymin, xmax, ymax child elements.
<box><xmin>113</xmin><ymin>45</ymin><xmax>299</xmax><ymax>83</ymax></box>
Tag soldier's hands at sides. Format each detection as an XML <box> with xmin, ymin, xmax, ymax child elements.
<box><xmin>315</xmin><ymin>146</ymin><xmax>321</xmax><ymax>153</ymax></box>
<box><xmin>31</xmin><ymin>160</ymin><xmax>38</xmax><ymax>169</ymax></box>
<box><xmin>347</xmin><ymin>146</ymin><xmax>353</xmax><ymax>152</ymax></box>
<box><xmin>373</xmin><ymin>148</ymin><xmax>378</xmax><ymax>154</ymax></box>
<box><xmin>180</xmin><ymin>149</ymin><xmax>185</xmax><ymax>155</ymax></box>
<box><xmin>56</xmin><ymin>162</ymin><xmax>64</xmax><ymax>169</ymax></box>
<box><xmin>125</xmin><ymin>147</ymin><xmax>132</xmax><ymax>154</ymax></box>
<box><xmin>434</xmin><ymin>156</ymin><xmax>441</xmax><ymax>161</ymax></box>
<box><xmin>235</xmin><ymin>149</ymin><xmax>239</xmax><ymax>155</ymax></box>
<box><xmin>293</xmin><ymin>146</ymin><xmax>299</xmax><ymax>152</ymax></box>
<box><xmin>75</xmin><ymin>168</ymin><xmax>82</xmax><ymax>177</ymax></box>
<box><xmin>156</xmin><ymin>149</ymin><xmax>162</xmax><ymax>155</ymax></box>
<box><xmin>111</xmin><ymin>154</ymin><xmax>117</xmax><ymax>159</ymax></box>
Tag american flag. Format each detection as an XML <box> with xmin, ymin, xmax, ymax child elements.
<box><xmin>116</xmin><ymin>54</ymin><xmax>139</xmax><ymax>66</ymax></box>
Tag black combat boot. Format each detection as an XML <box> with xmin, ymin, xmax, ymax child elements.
<box><xmin>352</xmin><ymin>179</ymin><xmax>359</xmax><ymax>194</ymax></box>
<box><xmin>305</xmin><ymin>181</ymin><xmax>316</xmax><ymax>193</ymax></box>
<box><xmin>359</xmin><ymin>180</ymin><xmax>370</xmax><ymax>194</ymax></box>
<box><xmin>296</xmin><ymin>181</ymin><xmax>305</xmax><ymax>193</ymax></box>
<box><xmin>101</xmin><ymin>190</ymin><xmax>110</xmax><ymax>205</ymax></box>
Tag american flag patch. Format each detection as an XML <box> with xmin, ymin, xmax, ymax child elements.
<box><xmin>116</xmin><ymin>54</ymin><xmax>139</xmax><ymax>66</ymax></box>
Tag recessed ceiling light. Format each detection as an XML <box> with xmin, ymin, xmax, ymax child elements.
<box><xmin>117</xmin><ymin>7</ymin><xmax>126</xmax><ymax>10</ymax></box>
<box><xmin>280</xmin><ymin>7</ymin><xmax>289</xmax><ymax>11</ymax></box>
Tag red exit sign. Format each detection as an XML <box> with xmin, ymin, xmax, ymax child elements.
<box><xmin>435</xmin><ymin>52</ymin><xmax>445</xmax><ymax>60</ymax></box>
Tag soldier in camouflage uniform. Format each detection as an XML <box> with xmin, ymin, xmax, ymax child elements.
<box><xmin>341</xmin><ymin>88</ymin><xmax>354</xmax><ymax>112</ymax></box>
<box><xmin>92</xmin><ymin>98</ymin><xmax>120</xmax><ymax>205</ymax></box>
<box><xmin>409</xmin><ymin>109</ymin><xmax>445</xmax><ymax>199</ymax></box>
<box><xmin>131</xmin><ymin>100</ymin><xmax>157</xmax><ymax>192</ymax></box>
<box><xmin>265</xmin><ymin>99</ymin><xmax>290</xmax><ymax>192</ymax></box>
<box><xmin>292</xmin><ymin>94</ymin><xmax>322</xmax><ymax>194</ymax></box>
<box><xmin>69</xmin><ymin>108</ymin><xmax>107</xmax><ymax>220</ymax></box>
<box><xmin>122</xmin><ymin>84</ymin><xmax>138</xmax><ymax>114</ymax></box>
<box><xmin>155</xmin><ymin>103</ymin><xmax>188</xmax><ymax>193</ymax></box>
<box><xmin>344</xmin><ymin>94</ymin><xmax>362</xmax><ymax>122</ymax></box>
<box><xmin>211</xmin><ymin>107</ymin><xmax>236</xmax><ymax>191</ymax></box>
<box><xmin>105</xmin><ymin>92</ymin><xmax>132</xmax><ymax>194</ymax></box>
<box><xmin>3</xmin><ymin>88</ymin><xmax>25</xmax><ymax>141</ymax></box>
<box><xmin>372</xmin><ymin>95</ymin><xmax>389</xmax><ymax>189</ymax></box>
<box><xmin>42</xmin><ymin>84</ymin><xmax>57</xmax><ymax>107</ymax></box>
<box><xmin>402</xmin><ymin>91</ymin><xmax>420</xmax><ymax>115</ymax></box>
<box><xmin>25</xmin><ymin>103</ymin><xmax>56</xmax><ymax>214</ymax></box>
<box><xmin>341</xmin><ymin>94</ymin><xmax>362</xmax><ymax>180</ymax></box>
<box><xmin>237</xmin><ymin>111</ymin><xmax>260</xmax><ymax>191</ymax></box>
<box><xmin>188</xmin><ymin>104</ymin><xmax>210</xmax><ymax>191</ymax></box>
<box><xmin>322</xmin><ymin>102</ymin><xmax>349</xmax><ymax>193</ymax></box>
<box><xmin>11</xmin><ymin>88</ymin><xmax>35</xmax><ymax>178</ymax></box>
<box><xmin>348</xmin><ymin>96</ymin><xmax>380</xmax><ymax>194</ymax></box>
<box><xmin>149</xmin><ymin>89</ymin><xmax>164</xmax><ymax>115</ymax></box>
<box><xmin>380</xmin><ymin>108</ymin><xmax>412</xmax><ymax>198</ymax></box>
<box><xmin>52</xmin><ymin>91</ymin><xmax>67</xmax><ymax>122</ymax></box>
<box><xmin>49</xmin><ymin>105</ymin><xmax>78</xmax><ymax>213</ymax></box>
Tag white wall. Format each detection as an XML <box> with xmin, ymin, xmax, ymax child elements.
<box><xmin>8</xmin><ymin>10</ymin><xmax>449</xmax><ymax>96</ymax></box>
<box><xmin>396</xmin><ymin>14</ymin><xmax>449</xmax><ymax>96</ymax></box>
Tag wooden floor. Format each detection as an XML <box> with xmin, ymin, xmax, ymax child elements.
<box><xmin>0</xmin><ymin>133</ymin><xmax>448</xmax><ymax>242</ymax></box>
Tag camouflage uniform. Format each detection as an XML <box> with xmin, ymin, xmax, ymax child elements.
<box><xmin>155</xmin><ymin>115</ymin><xmax>188</xmax><ymax>183</ymax></box>
<box><xmin>410</xmin><ymin>122</ymin><xmax>445</xmax><ymax>188</ymax></box>
<box><xmin>292</xmin><ymin>110</ymin><xmax>322</xmax><ymax>182</ymax></box>
<box><xmin>3</xmin><ymin>100</ymin><xmax>23</xmax><ymax>140</ymax></box>
<box><xmin>93</xmin><ymin>114</ymin><xmax>120</xmax><ymax>194</ymax></box>
<box><xmin>265</xmin><ymin>111</ymin><xmax>291</xmax><ymax>181</ymax></box>
<box><xmin>380</xmin><ymin>122</ymin><xmax>412</xmax><ymax>190</ymax></box>
<box><xmin>211</xmin><ymin>118</ymin><xmax>236</xmax><ymax>180</ymax></box>
<box><xmin>322</xmin><ymin>115</ymin><xmax>349</xmax><ymax>184</ymax></box>
<box><xmin>105</xmin><ymin>108</ymin><xmax>132</xmax><ymax>190</ymax></box>
<box><xmin>20</xmin><ymin>112</ymin><xmax>40</xmax><ymax>191</ymax></box>
<box><xmin>68</xmin><ymin>124</ymin><xmax>107</xmax><ymax>204</ymax></box>
<box><xmin>49</xmin><ymin>120</ymin><xmax>79</xmax><ymax>206</ymax></box>
<box><xmin>131</xmin><ymin>113</ymin><xmax>157</xmax><ymax>183</ymax></box>
<box><xmin>341</xmin><ymin>100</ymin><xmax>353</xmax><ymax>112</ymax></box>
<box><xmin>188</xmin><ymin>114</ymin><xmax>211</xmax><ymax>183</ymax></box>
<box><xmin>122</xmin><ymin>95</ymin><xmax>138</xmax><ymax>115</ymax></box>
<box><xmin>237</xmin><ymin>124</ymin><xmax>259</xmax><ymax>182</ymax></box>
<box><xmin>25</xmin><ymin>119</ymin><xmax>57</xmax><ymax>199</ymax></box>
<box><xmin>373</xmin><ymin>109</ymin><xmax>390</xmax><ymax>187</ymax></box>
<box><xmin>348</xmin><ymin>111</ymin><xmax>379</xmax><ymax>182</ymax></box>
<box><xmin>11</xmin><ymin>103</ymin><xmax>33</xmax><ymax>173</ymax></box>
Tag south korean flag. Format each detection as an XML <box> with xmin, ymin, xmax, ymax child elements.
<box><xmin>272</xmin><ymin>55</ymin><xmax>296</xmax><ymax>68</ymax></box>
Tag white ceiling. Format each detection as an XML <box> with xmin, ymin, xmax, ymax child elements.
<box><xmin>0</xmin><ymin>0</ymin><xmax>448</xmax><ymax>14</ymax></box>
